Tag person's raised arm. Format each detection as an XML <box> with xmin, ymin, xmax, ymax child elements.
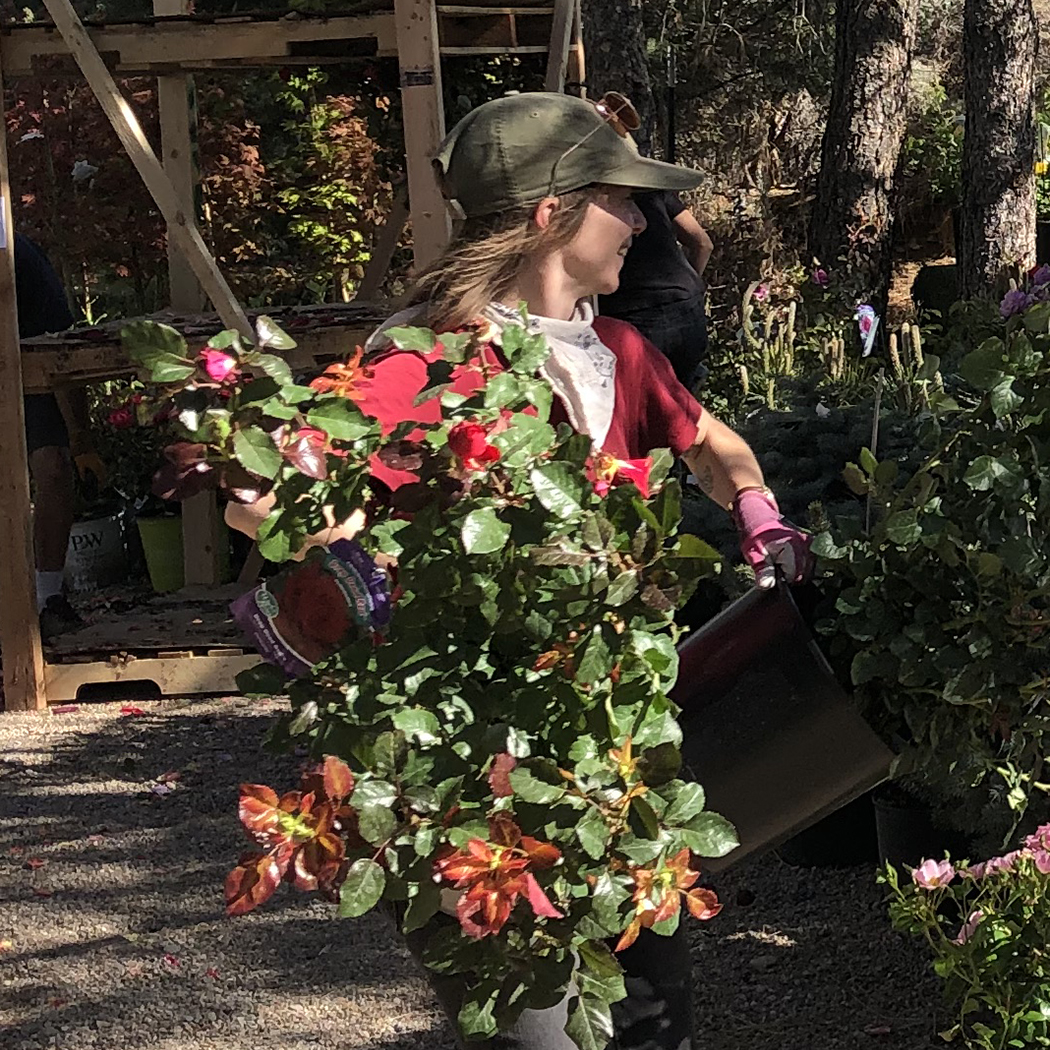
<box><xmin>681</xmin><ymin>412</ymin><xmax>812</xmax><ymax>588</ymax></box>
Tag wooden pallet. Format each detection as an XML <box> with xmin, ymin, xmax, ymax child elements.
<box><xmin>42</xmin><ymin>586</ymin><xmax>260</xmax><ymax>702</ymax></box>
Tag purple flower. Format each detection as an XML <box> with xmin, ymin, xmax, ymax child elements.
<box><xmin>911</xmin><ymin>858</ymin><xmax>955</xmax><ymax>889</ymax></box>
<box><xmin>1032</xmin><ymin>264</ymin><xmax>1050</xmax><ymax>287</ymax></box>
<box><xmin>1000</xmin><ymin>288</ymin><xmax>1031</xmax><ymax>318</ymax></box>
<box><xmin>811</xmin><ymin>267</ymin><xmax>829</xmax><ymax>288</ymax></box>
<box><xmin>952</xmin><ymin>909</ymin><xmax>983</xmax><ymax>946</ymax></box>
<box><xmin>752</xmin><ymin>283</ymin><xmax>770</xmax><ymax>303</ymax></box>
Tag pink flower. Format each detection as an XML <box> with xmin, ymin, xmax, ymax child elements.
<box><xmin>985</xmin><ymin>850</ymin><xmax>1021</xmax><ymax>875</ymax></box>
<box><xmin>960</xmin><ymin>862</ymin><xmax>986</xmax><ymax>881</ymax></box>
<box><xmin>752</xmin><ymin>283</ymin><xmax>770</xmax><ymax>303</ymax></box>
<box><xmin>1025</xmin><ymin>824</ymin><xmax>1050</xmax><ymax>852</ymax></box>
<box><xmin>1034</xmin><ymin>850</ymin><xmax>1050</xmax><ymax>874</ymax></box>
<box><xmin>911</xmin><ymin>858</ymin><xmax>955</xmax><ymax>889</ymax></box>
<box><xmin>201</xmin><ymin>348</ymin><xmax>239</xmax><ymax>384</ymax></box>
<box><xmin>812</xmin><ymin>267</ymin><xmax>829</xmax><ymax>288</ymax></box>
<box><xmin>952</xmin><ymin>910</ymin><xmax>983</xmax><ymax>946</ymax></box>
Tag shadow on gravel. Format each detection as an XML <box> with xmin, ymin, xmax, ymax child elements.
<box><xmin>0</xmin><ymin>700</ymin><xmax>457</xmax><ymax>1050</ymax></box>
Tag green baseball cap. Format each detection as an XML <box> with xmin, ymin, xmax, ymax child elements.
<box><xmin>434</xmin><ymin>92</ymin><xmax>703</xmax><ymax>218</ymax></box>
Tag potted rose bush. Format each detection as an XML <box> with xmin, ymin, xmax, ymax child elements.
<box><xmin>122</xmin><ymin>313</ymin><xmax>736</xmax><ymax>1049</ymax></box>
<box><xmin>882</xmin><ymin>825</ymin><xmax>1050</xmax><ymax>1047</ymax></box>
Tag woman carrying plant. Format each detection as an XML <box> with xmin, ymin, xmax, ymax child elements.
<box><xmin>225</xmin><ymin>91</ymin><xmax>812</xmax><ymax>1050</ymax></box>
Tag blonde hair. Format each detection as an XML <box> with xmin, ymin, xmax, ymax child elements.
<box><xmin>405</xmin><ymin>186</ymin><xmax>603</xmax><ymax>331</ymax></box>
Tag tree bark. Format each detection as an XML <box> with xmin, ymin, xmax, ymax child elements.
<box><xmin>808</xmin><ymin>0</ymin><xmax>918</xmax><ymax>315</ymax></box>
<box><xmin>580</xmin><ymin>0</ymin><xmax>655</xmax><ymax>155</ymax></box>
<box><xmin>958</xmin><ymin>0</ymin><xmax>1036</xmax><ymax>298</ymax></box>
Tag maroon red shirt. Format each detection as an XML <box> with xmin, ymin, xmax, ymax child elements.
<box><xmin>357</xmin><ymin>316</ymin><xmax>703</xmax><ymax>490</ymax></box>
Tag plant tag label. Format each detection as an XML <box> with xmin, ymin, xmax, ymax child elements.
<box><xmin>0</xmin><ymin>200</ymin><xmax>7</xmax><ymax>250</ymax></box>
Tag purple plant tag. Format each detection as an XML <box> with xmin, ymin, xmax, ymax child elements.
<box><xmin>230</xmin><ymin>539</ymin><xmax>390</xmax><ymax>679</ymax></box>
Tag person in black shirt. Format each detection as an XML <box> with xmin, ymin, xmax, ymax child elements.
<box><xmin>598</xmin><ymin>189</ymin><xmax>712</xmax><ymax>387</ymax></box>
<box><xmin>16</xmin><ymin>233</ymin><xmax>103</xmax><ymax>638</ymax></box>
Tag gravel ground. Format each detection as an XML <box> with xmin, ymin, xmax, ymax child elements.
<box><xmin>1</xmin><ymin>698</ymin><xmax>944</xmax><ymax>1050</ymax></box>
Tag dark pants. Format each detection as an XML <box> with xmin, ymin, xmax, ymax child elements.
<box><xmin>406</xmin><ymin>917</ymin><xmax>695</xmax><ymax>1050</ymax></box>
<box><xmin>608</xmin><ymin>298</ymin><xmax>708</xmax><ymax>389</ymax></box>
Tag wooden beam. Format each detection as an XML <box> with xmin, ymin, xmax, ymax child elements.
<box><xmin>0</xmin><ymin>49</ymin><xmax>48</xmax><ymax>712</ymax></box>
<box><xmin>0</xmin><ymin>14</ymin><xmax>399</xmax><ymax>77</ymax></box>
<box><xmin>45</xmin><ymin>650</ymin><xmax>258</xmax><ymax>702</ymax></box>
<box><xmin>357</xmin><ymin>184</ymin><xmax>410</xmax><ymax>300</ymax></box>
<box><xmin>40</xmin><ymin>0</ymin><xmax>250</xmax><ymax>337</ymax></box>
<box><xmin>543</xmin><ymin>0</ymin><xmax>574</xmax><ymax>92</ymax></box>
<box><xmin>394</xmin><ymin>0</ymin><xmax>450</xmax><ymax>268</ymax></box>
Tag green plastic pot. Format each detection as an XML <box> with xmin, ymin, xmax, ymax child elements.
<box><xmin>136</xmin><ymin>516</ymin><xmax>185</xmax><ymax>593</ymax></box>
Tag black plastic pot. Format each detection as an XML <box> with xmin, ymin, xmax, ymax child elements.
<box><xmin>673</xmin><ymin>583</ymin><xmax>894</xmax><ymax>871</ymax></box>
<box><xmin>776</xmin><ymin>791</ymin><xmax>880</xmax><ymax>868</ymax></box>
<box><xmin>873</xmin><ymin>791</ymin><xmax>971</xmax><ymax>870</ymax></box>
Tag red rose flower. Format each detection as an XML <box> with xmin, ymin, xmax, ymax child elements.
<box><xmin>108</xmin><ymin>406</ymin><xmax>134</xmax><ymax>429</ymax></box>
<box><xmin>589</xmin><ymin>453</ymin><xmax>653</xmax><ymax>499</ymax></box>
<box><xmin>201</xmin><ymin>348</ymin><xmax>239</xmax><ymax>383</ymax></box>
<box><xmin>448</xmin><ymin>420</ymin><xmax>500</xmax><ymax>472</ymax></box>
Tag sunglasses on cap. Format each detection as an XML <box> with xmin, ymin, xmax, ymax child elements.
<box><xmin>546</xmin><ymin>91</ymin><xmax>642</xmax><ymax>196</ymax></box>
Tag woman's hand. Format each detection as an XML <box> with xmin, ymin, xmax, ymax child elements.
<box><xmin>731</xmin><ymin>487</ymin><xmax>813</xmax><ymax>589</ymax></box>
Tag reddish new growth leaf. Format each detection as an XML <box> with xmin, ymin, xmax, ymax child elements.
<box><xmin>309</xmin><ymin>346</ymin><xmax>371</xmax><ymax>400</ymax></box>
<box><xmin>281</xmin><ymin>427</ymin><xmax>329</xmax><ymax>481</ymax></box>
<box><xmin>616</xmin><ymin>849</ymin><xmax>722</xmax><ymax>952</ymax></box>
<box><xmin>432</xmin><ymin>814</ymin><xmax>562</xmax><ymax>940</ymax></box>
<box><xmin>487</xmin><ymin>753</ymin><xmax>517</xmax><ymax>798</ymax></box>
<box><xmin>225</xmin><ymin>756</ymin><xmax>357</xmax><ymax>917</ymax></box>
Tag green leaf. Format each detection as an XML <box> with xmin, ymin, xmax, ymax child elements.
<box><xmin>576</xmin><ymin>807</ymin><xmax>611</xmax><ymax>860</ymax></box>
<box><xmin>374</xmin><ymin>730</ymin><xmax>409</xmax><ymax>777</ymax></box>
<box><xmin>960</xmin><ymin>339</ymin><xmax>1006</xmax><ymax>390</ymax></box>
<box><xmin>565</xmin><ymin>995</ymin><xmax>614</xmax><ymax>1050</ymax></box>
<box><xmin>884</xmin><ymin>510</ymin><xmax>921</xmax><ymax>546</ymax></box>
<box><xmin>232</xmin><ymin>427</ymin><xmax>281</xmax><ymax>480</ymax></box>
<box><xmin>358</xmin><ymin>803</ymin><xmax>397</xmax><ymax>845</ymax></box>
<box><xmin>636</xmin><ymin>742</ymin><xmax>681</xmax><ymax>787</ymax></box>
<box><xmin>842</xmin><ymin>462</ymin><xmax>868</xmax><ymax>496</ymax></box>
<box><xmin>337</xmin><ymin>858</ymin><xmax>386</xmax><ymax>918</ymax></box>
<box><xmin>664</xmin><ymin>782</ymin><xmax>706</xmax><ymax>825</ymax></box>
<box><xmin>384</xmin><ymin>325</ymin><xmax>437</xmax><ymax>353</ymax></box>
<box><xmin>858</xmin><ymin>447</ymin><xmax>877</xmax><ymax>476</ymax></box>
<box><xmin>963</xmin><ymin>455</ymin><xmax>1006</xmax><ymax>492</ymax></box>
<box><xmin>629</xmin><ymin>796</ymin><xmax>661</xmax><ymax>838</ymax></box>
<box><xmin>352</xmin><ymin>779</ymin><xmax>398</xmax><ymax>808</ymax></box>
<box><xmin>459</xmin><ymin>984</ymin><xmax>500</xmax><ymax>1040</ymax></box>
<box><xmin>530</xmin><ymin>462</ymin><xmax>586</xmax><ymax>519</ymax></box>
<box><xmin>989</xmin><ymin>378</ymin><xmax>1023</xmax><ymax>418</ymax></box>
<box><xmin>402</xmin><ymin>878</ymin><xmax>441</xmax><ymax>934</ymax></box>
<box><xmin>590</xmin><ymin>872</ymin><xmax>630</xmax><ymax>932</ymax></box>
<box><xmin>576</xmin><ymin>628</ymin><xmax>614</xmax><ymax>685</ymax></box>
<box><xmin>122</xmin><ymin>319</ymin><xmax>188</xmax><ymax>358</ymax></box>
<box><xmin>461</xmin><ymin>507</ymin><xmax>511</xmax><ymax>555</ymax></box>
<box><xmin>605</xmin><ymin>570</ymin><xmax>640</xmax><ymax>606</ymax></box>
<box><xmin>306</xmin><ymin>399</ymin><xmax>374</xmax><ymax>441</ymax></box>
<box><xmin>508</xmin><ymin>766</ymin><xmax>566</xmax><ymax>804</ymax></box>
<box><xmin>674</xmin><ymin>534</ymin><xmax>723</xmax><ymax>564</ymax></box>
<box><xmin>235</xmin><ymin>661</ymin><xmax>289</xmax><ymax>697</ymax></box>
<box><xmin>252</xmin><ymin>352</ymin><xmax>293</xmax><ymax>386</ymax></box>
<box><xmin>678</xmin><ymin>812</ymin><xmax>738</xmax><ymax>857</ymax></box>
<box><xmin>255</xmin><ymin>315</ymin><xmax>297</xmax><ymax>351</ymax></box>
<box><xmin>811</xmin><ymin>530</ymin><xmax>849</xmax><ymax>560</ymax></box>
<box><xmin>501</xmin><ymin>324</ymin><xmax>551</xmax><ymax>373</ymax></box>
<box><xmin>392</xmin><ymin>708</ymin><xmax>442</xmax><ymax>746</ymax></box>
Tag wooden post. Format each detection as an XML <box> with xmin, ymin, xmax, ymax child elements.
<box><xmin>154</xmin><ymin>0</ymin><xmax>220</xmax><ymax>587</ymax></box>
<box><xmin>393</xmin><ymin>0</ymin><xmax>449</xmax><ymax>268</ymax></box>
<box><xmin>544</xmin><ymin>0</ymin><xmax>575</xmax><ymax>92</ymax></box>
<box><xmin>38</xmin><ymin>0</ymin><xmax>251</xmax><ymax>338</ymax></box>
<box><xmin>0</xmin><ymin>50</ymin><xmax>48</xmax><ymax>711</ymax></box>
<box><xmin>155</xmin><ymin>0</ymin><xmax>205</xmax><ymax>314</ymax></box>
<box><xmin>357</xmin><ymin>184</ymin><xmax>409</xmax><ymax>300</ymax></box>
<box><xmin>567</xmin><ymin>0</ymin><xmax>585</xmax><ymax>96</ymax></box>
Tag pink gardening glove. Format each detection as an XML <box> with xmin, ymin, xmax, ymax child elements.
<box><xmin>732</xmin><ymin>487</ymin><xmax>814</xmax><ymax>589</ymax></box>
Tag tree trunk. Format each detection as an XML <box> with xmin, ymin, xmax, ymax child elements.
<box><xmin>958</xmin><ymin>0</ymin><xmax>1036</xmax><ymax>298</ymax></box>
<box><xmin>808</xmin><ymin>0</ymin><xmax>918</xmax><ymax>315</ymax></box>
<box><xmin>580</xmin><ymin>0</ymin><xmax>655</xmax><ymax>155</ymax></box>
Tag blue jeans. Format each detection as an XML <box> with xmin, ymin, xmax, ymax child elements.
<box><xmin>607</xmin><ymin>298</ymin><xmax>709</xmax><ymax>389</ymax></box>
